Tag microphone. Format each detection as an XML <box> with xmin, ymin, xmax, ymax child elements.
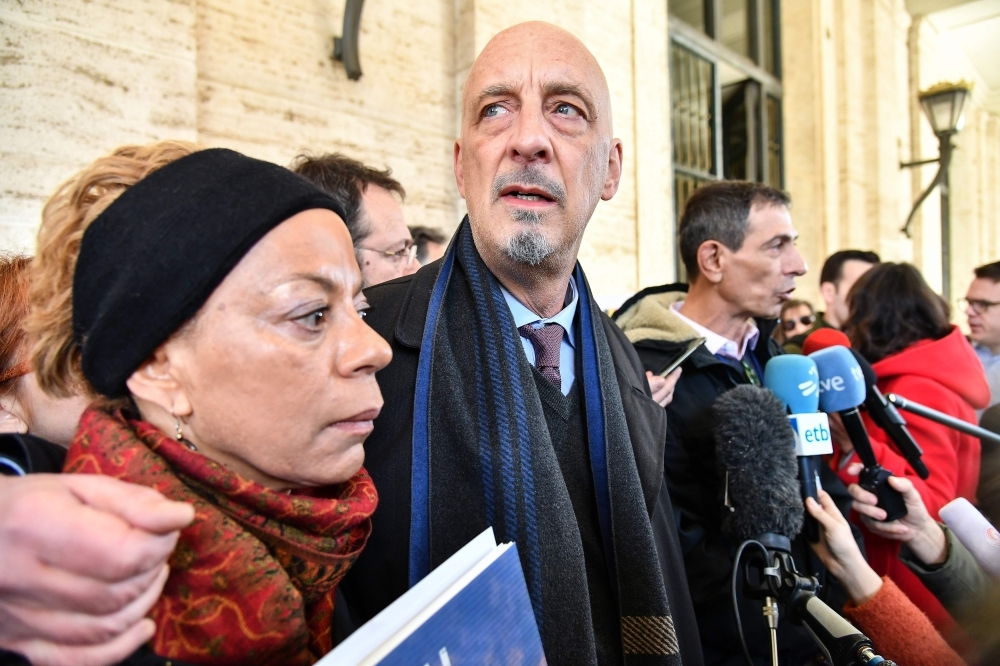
<box><xmin>809</xmin><ymin>346</ymin><xmax>907</xmax><ymax>522</ymax></box>
<box><xmin>714</xmin><ymin>385</ymin><xmax>897</xmax><ymax>666</ymax></box>
<box><xmin>802</xmin><ymin>328</ymin><xmax>851</xmax><ymax>356</ymax></box>
<box><xmin>764</xmin><ymin>355</ymin><xmax>832</xmax><ymax>542</ymax></box>
<box><xmin>851</xmin><ymin>354</ymin><xmax>929</xmax><ymax>479</ymax></box>
<box><xmin>886</xmin><ymin>394</ymin><xmax>1000</xmax><ymax>447</ymax></box>
<box><xmin>938</xmin><ymin>498</ymin><xmax>1000</xmax><ymax>579</ymax></box>
<box><xmin>714</xmin><ymin>384</ymin><xmax>804</xmax><ymax>545</ymax></box>
<box><xmin>803</xmin><ymin>331</ymin><xmax>929</xmax><ymax>479</ymax></box>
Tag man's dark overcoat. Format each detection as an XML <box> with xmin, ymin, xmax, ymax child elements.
<box><xmin>338</xmin><ymin>261</ymin><xmax>704</xmax><ymax>666</ymax></box>
<box><xmin>614</xmin><ymin>283</ymin><xmax>859</xmax><ymax>666</ymax></box>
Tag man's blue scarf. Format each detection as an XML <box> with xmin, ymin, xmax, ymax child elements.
<box><xmin>407</xmin><ymin>220</ymin><xmax>681</xmax><ymax>665</ymax></box>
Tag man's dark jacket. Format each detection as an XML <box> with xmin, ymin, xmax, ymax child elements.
<box><xmin>614</xmin><ymin>284</ymin><xmax>857</xmax><ymax>666</ymax></box>
<box><xmin>338</xmin><ymin>262</ymin><xmax>704</xmax><ymax>666</ymax></box>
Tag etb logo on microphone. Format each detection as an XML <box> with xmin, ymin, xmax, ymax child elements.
<box><xmin>788</xmin><ymin>413</ymin><xmax>834</xmax><ymax>456</ymax></box>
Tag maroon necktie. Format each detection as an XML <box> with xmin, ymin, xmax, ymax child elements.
<box><xmin>518</xmin><ymin>323</ymin><xmax>564</xmax><ymax>388</ymax></box>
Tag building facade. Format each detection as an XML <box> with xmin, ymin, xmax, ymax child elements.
<box><xmin>1</xmin><ymin>0</ymin><xmax>997</xmax><ymax>309</ymax></box>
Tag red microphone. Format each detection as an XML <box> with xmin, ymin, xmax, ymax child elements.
<box><xmin>802</xmin><ymin>328</ymin><xmax>851</xmax><ymax>356</ymax></box>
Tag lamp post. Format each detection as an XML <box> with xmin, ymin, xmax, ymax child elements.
<box><xmin>901</xmin><ymin>81</ymin><xmax>972</xmax><ymax>303</ymax></box>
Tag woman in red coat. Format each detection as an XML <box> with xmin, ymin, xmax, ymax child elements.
<box><xmin>835</xmin><ymin>262</ymin><xmax>990</xmax><ymax>631</ymax></box>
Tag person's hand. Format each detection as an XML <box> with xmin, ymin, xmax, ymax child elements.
<box><xmin>805</xmin><ymin>489</ymin><xmax>883</xmax><ymax>604</ymax></box>
<box><xmin>846</xmin><ymin>464</ymin><xmax>947</xmax><ymax>566</ymax></box>
<box><xmin>828</xmin><ymin>412</ymin><xmax>853</xmax><ymax>456</ymax></box>
<box><xmin>0</xmin><ymin>474</ymin><xmax>195</xmax><ymax>666</ymax></box>
<box><xmin>646</xmin><ymin>368</ymin><xmax>681</xmax><ymax>408</ymax></box>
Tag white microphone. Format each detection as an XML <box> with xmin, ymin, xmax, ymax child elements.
<box><xmin>938</xmin><ymin>497</ymin><xmax>1000</xmax><ymax>580</ymax></box>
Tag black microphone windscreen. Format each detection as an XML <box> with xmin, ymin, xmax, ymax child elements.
<box><xmin>850</xmin><ymin>348</ymin><xmax>878</xmax><ymax>388</ymax></box>
<box><xmin>713</xmin><ymin>384</ymin><xmax>804</xmax><ymax>543</ymax></box>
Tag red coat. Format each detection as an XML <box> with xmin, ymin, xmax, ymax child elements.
<box><xmin>834</xmin><ymin>326</ymin><xmax>990</xmax><ymax>631</ymax></box>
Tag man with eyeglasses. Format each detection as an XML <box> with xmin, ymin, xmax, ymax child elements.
<box><xmin>964</xmin><ymin>260</ymin><xmax>1000</xmax><ymax>411</ymax></box>
<box><xmin>292</xmin><ymin>153</ymin><xmax>419</xmax><ymax>287</ymax></box>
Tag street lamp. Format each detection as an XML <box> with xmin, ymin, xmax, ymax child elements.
<box><xmin>901</xmin><ymin>81</ymin><xmax>973</xmax><ymax>302</ymax></box>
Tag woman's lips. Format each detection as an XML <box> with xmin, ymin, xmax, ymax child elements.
<box><xmin>329</xmin><ymin>408</ymin><xmax>381</xmax><ymax>435</ymax></box>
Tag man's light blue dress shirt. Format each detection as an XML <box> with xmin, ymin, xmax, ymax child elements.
<box><xmin>500</xmin><ymin>280</ymin><xmax>578</xmax><ymax>396</ymax></box>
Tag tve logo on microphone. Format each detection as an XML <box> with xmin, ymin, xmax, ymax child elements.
<box><xmin>809</xmin><ymin>347</ymin><xmax>868</xmax><ymax>414</ymax></box>
<box><xmin>788</xmin><ymin>414</ymin><xmax>833</xmax><ymax>456</ymax></box>
<box><xmin>816</xmin><ymin>367</ymin><xmax>864</xmax><ymax>394</ymax></box>
<box><xmin>819</xmin><ymin>375</ymin><xmax>844</xmax><ymax>392</ymax></box>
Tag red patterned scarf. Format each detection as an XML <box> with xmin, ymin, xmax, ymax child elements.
<box><xmin>64</xmin><ymin>407</ymin><xmax>377</xmax><ymax>665</ymax></box>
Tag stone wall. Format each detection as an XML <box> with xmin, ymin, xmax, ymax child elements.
<box><xmin>0</xmin><ymin>0</ymin><xmax>198</xmax><ymax>251</ymax></box>
<box><xmin>782</xmin><ymin>0</ymin><xmax>1000</xmax><ymax>311</ymax></box>
<box><xmin>0</xmin><ymin>0</ymin><xmax>667</xmax><ymax>305</ymax></box>
<box><xmin>194</xmin><ymin>0</ymin><xmax>459</xmax><ymax>237</ymax></box>
<box><xmin>2</xmin><ymin>0</ymin><xmax>997</xmax><ymax>308</ymax></box>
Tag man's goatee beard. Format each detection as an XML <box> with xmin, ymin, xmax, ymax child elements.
<box><xmin>504</xmin><ymin>231</ymin><xmax>555</xmax><ymax>266</ymax></box>
<box><xmin>503</xmin><ymin>209</ymin><xmax>555</xmax><ymax>266</ymax></box>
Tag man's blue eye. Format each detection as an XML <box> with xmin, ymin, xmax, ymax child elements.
<box><xmin>484</xmin><ymin>104</ymin><xmax>504</xmax><ymax>117</ymax></box>
<box><xmin>555</xmin><ymin>103</ymin><xmax>579</xmax><ymax>116</ymax></box>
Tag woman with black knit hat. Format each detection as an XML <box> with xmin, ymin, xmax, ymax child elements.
<box><xmin>24</xmin><ymin>141</ymin><xmax>392</xmax><ymax>665</ymax></box>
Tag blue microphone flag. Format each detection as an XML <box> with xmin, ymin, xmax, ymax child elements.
<box><xmin>809</xmin><ymin>346</ymin><xmax>866</xmax><ymax>413</ymax></box>
<box><xmin>763</xmin><ymin>355</ymin><xmax>820</xmax><ymax>413</ymax></box>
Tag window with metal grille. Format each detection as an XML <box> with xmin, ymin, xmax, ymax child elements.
<box><xmin>668</xmin><ymin>0</ymin><xmax>783</xmax><ymax>280</ymax></box>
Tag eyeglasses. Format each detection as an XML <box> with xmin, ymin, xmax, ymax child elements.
<box><xmin>358</xmin><ymin>243</ymin><xmax>417</xmax><ymax>264</ymax></box>
<box><xmin>959</xmin><ymin>298</ymin><xmax>1000</xmax><ymax>315</ymax></box>
<box><xmin>781</xmin><ymin>314</ymin><xmax>815</xmax><ymax>331</ymax></box>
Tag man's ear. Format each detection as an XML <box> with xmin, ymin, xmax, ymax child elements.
<box><xmin>601</xmin><ymin>139</ymin><xmax>624</xmax><ymax>201</ymax></box>
<box><xmin>696</xmin><ymin>240</ymin><xmax>726</xmax><ymax>284</ymax></box>
<box><xmin>820</xmin><ymin>281</ymin><xmax>837</xmax><ymax>308</ymax></box>
<box><xmin>125</xmin><ymin>344</ymin><xmax>192</xmax><ymax>418</ymax></box>
<box><xmin>453</xmin><ymin>140</ymin><xmax>466</xmax><ymax>199</ymax></box>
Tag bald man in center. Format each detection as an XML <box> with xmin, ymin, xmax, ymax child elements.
<box><xmin>338</xmin><ymin>22</ymin><xmax>702</xmax><ymax>666</ymax></box>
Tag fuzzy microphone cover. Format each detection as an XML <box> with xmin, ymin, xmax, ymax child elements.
<box><xmin>73</xmin><ymin>148</ymin><xmax>347</xmax><ymax>398</ymax></box>
<box><xmin>713</xmin><ymin>384</ymin><xmax>804</xmax><ymax>543</ymax></box>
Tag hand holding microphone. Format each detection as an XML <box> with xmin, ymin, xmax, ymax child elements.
<box><xmin>804</xmin><ymin>490</ymin><xmax>884</xmax><ymax>606</ymax></box>
<box><xmin>809</xmin><ymin>346</ymin><xmax>907</xmax><ymax>522</ymax></box>
<box><xmin>851</xmin><ymin>468</ymin><xmax>1000</xmax><ymax>579</ymax></box>
<box><xmin>846</xmin><ymin>467</ymin><xmax>947</xmax><ymax>564</ymax></box>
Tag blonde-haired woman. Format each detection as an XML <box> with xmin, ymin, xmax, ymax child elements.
<box><xmin>1</xmin><ymin>254</ymin><xmax>92</xmax><ymax>447</ymax></box>
<box><xmin>25</xmin><ymin>141</ymin><xmax>391</xmax><ymax>665</ymax></box>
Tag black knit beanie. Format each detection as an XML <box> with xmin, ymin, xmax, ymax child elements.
<box><xmin>73</xmin><ymin>148</ymin><xmax>348</xmax><ymax>398</ymax></box>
